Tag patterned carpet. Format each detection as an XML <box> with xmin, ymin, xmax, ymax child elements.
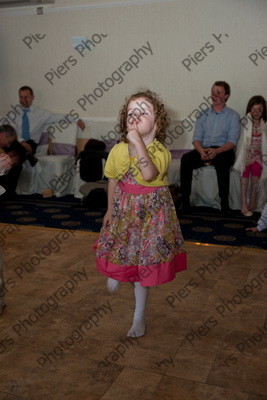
<box><xmin>0</xmin><ymin>194</ymin><xmax>105</xmax><ymax>233</ymax></box>
<box><xmin>0</xmin><ymin>195</ymin><xmax>266</xmax><ymax>250</ymax></box>
<box><xmin>177</xmin><ymin>207</ymin><xmax>266</xmax><ymax>250</ymax></box>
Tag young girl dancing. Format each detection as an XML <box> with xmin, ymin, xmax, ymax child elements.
<box><xmin>95</xmin><ymin>90</ymin><xmax>187</xmax><ymax>337</ymax></box>
<box><xmin>234</xmin><ymin>95</ymin><xmax>267</xmax><ymax>216</ymax></box>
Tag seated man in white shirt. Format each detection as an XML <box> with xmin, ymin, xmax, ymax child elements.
<box><xmin>11</xmin><ymin>85</ymin><xmax>85</xmax><ymax>157</ymax></box>
<box><xmin>4</xmin><ymin>86</ymin><xmax>86</xmax><ymax>197</ymax></box>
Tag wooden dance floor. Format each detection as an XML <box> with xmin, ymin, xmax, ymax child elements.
<box><xmin>0</xmin><ymin>224</ymin><xmax>266</xmax><ymax>400</ymax></box>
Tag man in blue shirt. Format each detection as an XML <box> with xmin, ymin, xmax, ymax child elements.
<box><xmin>180</xmin><ymin>81</ymin><xmax>240</xmax><ymax>213</ymax></box>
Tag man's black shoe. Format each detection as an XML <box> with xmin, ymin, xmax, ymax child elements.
<box><xmin>181</xmin><ymin>196</ymin><xmax>191</xmax><ymax>211</ymax></box>
<box><xmin>182</xmin><ymin>204</ymin><xmax>192</xmax><ymax>212</ymax></box>
<box><xmin>0</xmin><ymin>192</ymin><xmax>18</xmax><ymax>201</ymax></box>
<box><xmin>221</xmin><ymin>206</ymin><xmax>232</xmax><ymax>216</ymax></box>
<box><xmin>27</xmin><ymin>155</ymin><xmax>39</xmax><ymax>167</ymax></box>
<box><xmin>0</xmin><ymin>192</ymin><xmax>8</xmax><ymax>202</ymax></box>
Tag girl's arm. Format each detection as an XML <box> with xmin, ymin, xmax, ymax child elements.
<box><xmin>127</xmin><ymin>129</ymin><xmax>158</xmax><ymax>181</ymax></box>
<box><xmin>103</xmin><ymin>178</ymin><xmax>117</xmax><ymax>227</ymax></box>
<box><xmin>135</xmin><ymin>140</ymin><xmax>158</xmax><ymax>181</ymax></box>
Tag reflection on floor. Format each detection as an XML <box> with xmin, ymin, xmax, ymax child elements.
<box><xmin>0</xmin><ymin>224</ymin><xmax>266</xmax><ymax>400</ymax></box>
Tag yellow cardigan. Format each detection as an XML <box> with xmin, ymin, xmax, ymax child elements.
<box><xmin>104</xmin><ymin>139</ymin><xmax>171</xmax><ymax>186</ymax></box>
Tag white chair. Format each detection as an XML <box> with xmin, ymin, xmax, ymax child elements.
<box><xmin>16</xmin><ymin>124</ymin><xmax>78</xmax><ymax>197</ymax></box>
<box><xmin>168</xmin><ymin>158</ymin><xmax>266</xmax><ymax>212</ymax></box>
<box><xmin>190</xmin><ymin>166</ymin><xmax>266</xmax><ymax>212</ymax></box>
<box><xmin>74</xmin><ymin>158</ymin><xmax>86</xmax><ymax>199</ymax></box>
<box><xmin>74</xmin><ymin>158</ymin><xmax>107</xmax><ymax>199</ymax></box>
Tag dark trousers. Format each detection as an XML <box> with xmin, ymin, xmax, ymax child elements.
<box><xmin>0</xmin><ymin>164</ymin><xmax>22</xmax><ymax>196</ymax></box>
<box><xmin>0</xmin><ymin>140</ymin><xmax>37</xmax><ymax>196</ymax></box>
<box><xmin>180</xmin><ymin>148</ymin><xmax>235</xmax><ymax>208</ymax></box>
<box><xmin>6</xmin><ymin>139</ymin><xmax>37</xmax><ymax>158</ymax></box>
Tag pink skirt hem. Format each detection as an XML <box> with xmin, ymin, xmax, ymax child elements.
<box><xmin>96</xmin><ymin>252</ymin><xmax>187</xmax><ymax>287</ymax></box>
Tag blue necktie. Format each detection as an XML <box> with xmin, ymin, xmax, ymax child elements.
<box><xmin>22</xmin><ymin>109</ymin><xmax>30</xmax><ymax>141</ymax></box>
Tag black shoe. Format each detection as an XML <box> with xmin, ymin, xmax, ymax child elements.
<box><xmin>221</xmin><ymin>198</ymin><xmax>230</xmax><ymax>214</ymax></box>
<box><xmin>27</xmin><ymin>155</ymin><xmax>39</xmax><ymax>167</ymax></box>
<box><xmin>221</xmin><ymin>206</ymin><xmax>232</xmax><ymax>216</ymax></box>
<box><xmin>0</xmin><ymin>192</ymin><xmax>17</xmax><ymax>202</ymax></box>
<box><xmin>0</xmin><ymin>192</ymin><xmax>8</xmax><ymax>202</ymax></box>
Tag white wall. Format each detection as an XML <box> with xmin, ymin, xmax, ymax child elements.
<box><xmin>1</xmin><ymin>0</ymin><xmax>267</xmax><ymax>124</ymax></box>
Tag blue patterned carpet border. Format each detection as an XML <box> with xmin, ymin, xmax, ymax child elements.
<box><xmin>0</xmin><ymin>195</ymin><xmax>266</xmax><ymax>250</ymax></box>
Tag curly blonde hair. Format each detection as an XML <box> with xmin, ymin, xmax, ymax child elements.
<box><xmin>118</xmin><ymin>90</ymin><xmax>170</xmax><ymax>144</ymax></box>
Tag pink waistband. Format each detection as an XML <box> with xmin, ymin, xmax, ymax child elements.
<box><xmin>118</xmin><ymin>181</ymin><xmax>161</xmax><ymax>194</ymax></box>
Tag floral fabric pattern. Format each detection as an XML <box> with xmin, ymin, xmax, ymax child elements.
<box><xmin>96</xmin><ymin>171</ymin><xmax>186</xmax><ymax>268</ymax></box>
<box><xmin>246</xmin><ymin>125</ymin><xmax>262</xmax><ymax>167</ymax></box>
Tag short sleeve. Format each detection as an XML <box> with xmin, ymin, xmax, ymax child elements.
<box><xmin>193</xmin><ymin>113</ymin><xmax>205</xmax><ymax>143</ymax></box>
<box><xmin>104</xmin><ymin>145</ymin><xmax>117</xmax><ymax>179</ymax></box>
<box><xmin>147</xmin><ymin>142</ymin><xmax>171</xmax><ymax>181</ymax></box>
<box><xmin>227</xmin><ymin>111</ymin><xmax>240</xmax><ymax>145</ymax></box>
<box><xmin>104</xmin><ymin>143</ymin><xmax>129</xmax><ymax>180</ymax></box>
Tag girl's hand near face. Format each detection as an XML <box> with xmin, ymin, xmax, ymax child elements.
<box><xmin>127</xmin><ymin>121</ymin><xmax>143</xmax><ymax>146</ymax></box>
<box><xmin>126</xmin><ymin>98</ymin><xmax>159</xmax><ymax>181</ymax></box>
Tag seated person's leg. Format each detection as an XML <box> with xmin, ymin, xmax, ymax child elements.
<box><xmin>213</xmin><ymin>149</ymin><xmax>235</xmax><ymax>211</ymax></box>
<box><xmin>24</xmin><ymin>140</ymin><xmax>38</xmax><ymax>166</ymax></box>
<box><xmin>6</xmin><ymin>139</ymin><xmax>38</xmax><ymax>167</ymax></box>
<box><xmin>180</xmin><ymin>149</ymin><xmax>204</xmax><ymax>209</ymax></box>
<box><xmin>241</xmin><ymin>165</ymin><xmax>251</xmax><ymax>215</ymax></box>
<box><xmin>1</xmin><ymin>140</ymin><xmax>28</xmax><ymax>198</ymax></box>
<box><xmin>248</xmin><ymin>162</ymin><xmax>262</xmax><ymax>211</ymax></box>
<box><xmin>5</xmin><ymin>140</ymin><xmax>27</xmax><ymax>158</ymax></box>
<box><xmin>0</xmin><ymin>164</ymin><xmax>23</xmax><ymax>199</ymax></box>
<box><xmin>25</xmin><ymin>139</ymin><xmax>37</xmax><ymax>155</ymax></box>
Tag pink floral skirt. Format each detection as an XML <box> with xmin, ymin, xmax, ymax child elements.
<box><xmin>95</xmin><ymin>180</ymin><xmax>187</xmax><ymax>287</ymax></box>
